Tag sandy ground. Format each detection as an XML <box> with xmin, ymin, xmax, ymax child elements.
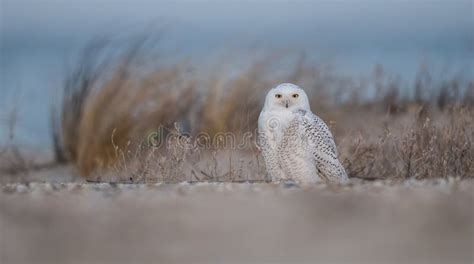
<box><xmin>1</xmin><ymin>173</ymin><xmax>473</xmax><ymax>264</ymax></box>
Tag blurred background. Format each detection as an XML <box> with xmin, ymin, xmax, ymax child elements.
<box><xmin>2</xmin><ymin>0</ymin><xmax>472</xmax><ymax>148</ymax></box>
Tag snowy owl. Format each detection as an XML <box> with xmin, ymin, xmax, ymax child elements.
<box><xmin>258</xmin><ymin>83</ymin><xmax>348</xmax><ymax>184</ymax></box>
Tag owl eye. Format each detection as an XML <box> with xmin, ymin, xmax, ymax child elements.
<box><xmin>275</xmin><ymin>94</ymin><xmax>282</xmax><ymax>98</ymax></box>
<box><xmin>292</xmin><ymin>94</ymin><xmax>299</xmax><ymax>98</ymax></box>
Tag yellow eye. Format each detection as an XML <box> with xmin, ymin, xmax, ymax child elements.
<box><xmin>275</xmin><ymin>94</ymin><xmax>282</xmax><ymax>98</ymax></box>
<box><xmin>292</xmin><ymin>94</ymin><xmax>299</xmax><ymax>98</ymax></box>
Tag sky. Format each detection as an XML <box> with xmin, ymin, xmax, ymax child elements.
<box><xmin>2</xmin><ymin>0</ymin><xmax>473</xmax><ymax>51</ymax></box>
<box><xmin>1</xmin><ymin>0</ymin><xmax>473</xmax><ymax>148</ymax></box>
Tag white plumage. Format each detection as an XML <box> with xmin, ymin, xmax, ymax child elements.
<box><xmin>258</xmin><ymin>83</ymin><xmax>348</xmax><ymax>184</ymax></box>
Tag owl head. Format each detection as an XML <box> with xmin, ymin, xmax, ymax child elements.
<box><xmin>263</xmin><ymin>83</ymin><xmax>311</xmax><ymax>112</ymax></box>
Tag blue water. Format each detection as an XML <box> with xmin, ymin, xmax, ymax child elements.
<box><xmin>1</xmin><ymin>0</ymin><xmax>473</xmax><ymax>149</ymax></box>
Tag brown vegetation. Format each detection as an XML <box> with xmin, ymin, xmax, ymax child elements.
<box><xmin>0</xmin><ymin>105</ymin><xmax>56</xmax><ymax>178</ymax></box>
<box><xmin>341</xmin><ymin>106</ymin><xmax>474</xmax><ymax>180</ymax></box>
<box><xmin>51</xmin><ymin>38</ymin><xmax>474</xmax><ymax>182</ymax></box>
<box><xmin>0</xmin><ymin>106</ymin><xmax>30</xmax><ymax>175</ymax></box>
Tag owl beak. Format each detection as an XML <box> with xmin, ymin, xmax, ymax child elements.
<box><xmin>285</xmin><ymin>100</ymin><xmax>289</xmax><ymax>108</ymax></box>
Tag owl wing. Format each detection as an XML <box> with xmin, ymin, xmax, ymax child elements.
<box><xmin>298</xmin><ymin>111</ymin><xmax>348</xmax><ymax>183</ymax></box>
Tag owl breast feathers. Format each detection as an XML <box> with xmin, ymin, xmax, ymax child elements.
<box><xmin>258</xmin><ymin>83</ymin><xmax>348</xmax><ymax>184</ymax></box>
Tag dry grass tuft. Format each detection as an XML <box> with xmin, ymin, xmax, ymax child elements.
<box><xmin>341</xmin><ymin>106</ymin><xmax>474</xmax><ymax>180</ymax></box>
<box><xmin>0</xmin><ymin>106</ymin><xmax>30</xmax><ymax>175</ymax></box>
<box><xmin>53</xmin><ymin>37</ymin><xmax>199</xmax><ymax>177</ymax></box>
<box><xmin>1</xmin><ymin>105</ymin><xmax>56</xmax><ymax>179</ymax></box>
<box><xmin>199</xmin><ymin>59</ymin><xmax>275</xmax><ymax>135</ymax></box>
